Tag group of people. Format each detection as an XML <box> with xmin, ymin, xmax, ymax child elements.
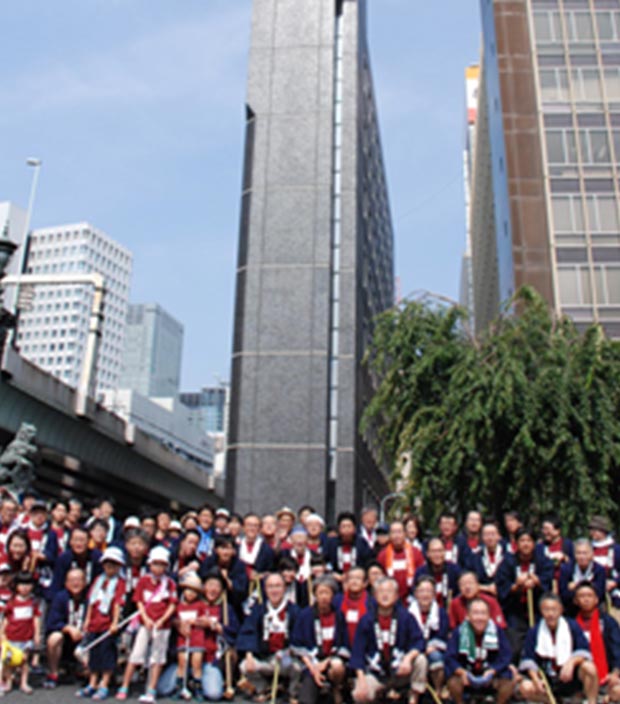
<box><xmin>0</xmin><ymin>492</ymin><xmax>618</xmax><ymax>704</ymax></box>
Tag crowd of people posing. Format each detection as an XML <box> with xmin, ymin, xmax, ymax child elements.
<box><xmin>0</xmin><ymin>493</ymin><xmax>618</xmax><ymax>704</ymax></box>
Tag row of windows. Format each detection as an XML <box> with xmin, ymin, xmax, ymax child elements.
<box><xmin>534</xmin><ymin>10</ymin><xmax>620</xmax><ymax>45</ymax></box>
<box><xmin>552</xmin><ymin>194</ymin><xmax>620</xmax><ymax>232</ymax></box>
<box><xmin>546</xmin><ymin>126</ymin><xmax>619</xmax><ymax>164</ymax></box>
<box><xmin>558</xmin><ymin>264</ymin><xmax>620</xmax><ymax>305</ymax></box>
<box><xmin>539</xmin><ymin>66</ymin><xmax>620</xmax><ymax>104</ymax></box>
<box><xmin>31</xmin><ymin>231</ymin><xmax>131</xmax><ymax>265</ymax></box>
<box><xmin>18</xmin><ymin>340</ymin><xmax>78</xmax><ymax>353</ymax></box>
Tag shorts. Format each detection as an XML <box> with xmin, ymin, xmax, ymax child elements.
<box><xmin>129</xmin><ymin>626</ymin><xmax>170</xmax><ymax>667</ymax></box>
<box><xmin>549</xmin><ymin>667</ymin><xmax>584</xmax><ymax>698</ymax></box>
<box><xmin>8</xmin><ymin>640</ymin><xmax>32</xmax><ymax>654</ymax></box>
<box><xmin>86</xmin><ymin>632</ymin><xmax>118</xmax><ymax>673</ymax></box>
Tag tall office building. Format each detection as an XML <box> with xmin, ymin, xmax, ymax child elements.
<box><xmin>119</xmin><ymin>303</ymin><xmax>184</xmax><ymax>398</ymax></box>
<box><xmin>0</xmin><ymin>202</ymin><xmax>28</xmax><ymax>313</ymax></box>
<box><xmin>460</xmin><ymin>65</ymin><xmax>480</xmax><ymax>326</ymax></box>
<box><xmin>17</xmin><ymin>223</ymin><xmax>132</xmax><ymax>394</ymax></box>
<box><xmin>180</xmin><ymin>385</ymin><xmax>228</xmax><ymax>434</ymax></box>
<box><xmin>227</xmin><ymin>0</ymin><xmax>394</xmax><ymax>518</ymax></box>
<box><xmin>471</xmin><ymin>0</ymin><xmax>620</xmax><ymax>337</ymax></box>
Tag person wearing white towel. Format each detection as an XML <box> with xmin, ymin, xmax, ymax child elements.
<box><xmin>519</xmin><ymin>592</ymin><xmax>598</xmax><ymax>703</ymax></box>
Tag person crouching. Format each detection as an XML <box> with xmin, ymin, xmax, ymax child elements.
<box><xmin>351</xmin><ymin>577</ymin><xmax>428</xmax><ymax>704</ymax></box>
<box><xmin>238</xmin><ymin>571</ymin><xmax>302</xmax><ymax>702</ymax></box>
<box><xmin>445</xmin><ymin>597</ymin><xmax>514</xmax><ymax>704</ymax></box>
<box><xmin>291</xmin><ymin>575</ymin><xmax>349</xmax><ymax>704</ymax></box>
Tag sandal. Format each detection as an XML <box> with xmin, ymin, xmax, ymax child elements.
<box><xmin>20</xmin><ymin>685</ymin><xmax>34</xmax><ymax>696</ymax></box>
<box><xmin>115</xmin><ymin>687</ymin><xmax>128</xmax><ymax>701</ymax></box>
<box><xmin>93</xmin><ymin>687</ymin><xmax>110</xmax><ymax>701</ymax></box>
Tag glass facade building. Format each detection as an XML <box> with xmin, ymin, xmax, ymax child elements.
<box><xmin>119</xmin><ymin>303</ymin><xmax>184</xmax><ymax>398</ymax></box>
<box><xmin>471</xmin><ymin>0</ymin><xmax>620</xmax><ymax>336</ymax></box>
<box><xmin>180</xmin><ymin>385</ymin><xmax>228</xmax><ymax>434</ymax></box>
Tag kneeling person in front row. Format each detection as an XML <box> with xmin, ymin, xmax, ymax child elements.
<box><xmin>446</xmin><ymin>597</ymin><xmax>514</xmax><ymax>704</ymax></box>
<box><xmin>351</xmin><ymin>577</ymin><xmax>428</xmax><ymax>704</ymax></box>
<box><xmin>291</xmin><ymin>575</ymin><xmax>349</xmax><ymax>704</ymax></box>
<box><xmin>238</xmin><ymin>571</ymin><xmax>302</xmax><ymax>702</ymax></box>
<box><xmin>519</xmin><ymin>592</ymin><xmax>598</xmax><ymax>704</ymax></box>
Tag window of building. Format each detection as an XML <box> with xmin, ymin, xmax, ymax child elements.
<box><xmin>558</xmin><ymin>266</ymin><xmax>594</xmax><ymax>305</ymax></box>
<box><xmin>552</xmin><ymin>194</ymin><xmax>585</xmax><ymax>231</ymax></box>
<box><xmin>587</xmin><ymin>195</ymin><xmax>620</xmax><ymax>231</ymax></box>
<box><xmin>572</xmin><ymin>67</ymin><xmax>603</xmax><ymax>103</ymax></box>
<box><xmin>539</xmin><ymin>68</ymin><xmax>570</xmax><ymax>102</ymax></box>
<box><xmin>579</xmin><ymin>129</ymin><xmax>611</xmax><ymax>163</ymax></box>
<box><xmin>533</xmin><ymin>10</ymin><xmax>563</xmax><ymax>43</ymax></box>
<box><xmin>566</xmin><ymin>11</ymin><xmax>595</xmax><ymax>42</ymax></box>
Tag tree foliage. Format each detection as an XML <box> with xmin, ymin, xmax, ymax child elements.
<box><xmin>362</xmin><ymin>287</ymin><xmax>620</xmax><ymax>533</ymax></box>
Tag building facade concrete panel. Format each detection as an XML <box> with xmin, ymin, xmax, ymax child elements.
<box><xmin>227</xmin><ymin>0</ymin><xmax>393</xmax><ymax>518</ymax></box>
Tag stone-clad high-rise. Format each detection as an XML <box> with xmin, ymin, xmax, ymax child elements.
<box><xmin>226</xmin><ymin>0</ymin><xmax>394</xmax><ymax>519</ymax></box>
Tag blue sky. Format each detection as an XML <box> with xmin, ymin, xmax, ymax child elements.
<box><xmin>0</xmin><ymin>1</ymin><xmax>480</xmax><ymax>390</ymax></box>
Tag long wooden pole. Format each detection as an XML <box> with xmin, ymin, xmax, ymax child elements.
<box><xmin>222</xmin><ymin>590</ymin><xmax>235</xmax><ymax>700</ymax></box>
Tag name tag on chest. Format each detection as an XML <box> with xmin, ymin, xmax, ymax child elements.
<box><xmin>392</xmin><ymin>559</ymin><xmax>406</xmax><ymax>571</ymax></box>
<box><xmin>321</xmin><ymin>627</ymin><xmax>335</xmax><ymax>641</ymax></box>
<box><xmin>180</xmin><ymin>610</ymin><xmax>198</xmax><ymax>622</ymax></box>
<box><xmin>14</xmin><ymin>606</ymin><xmax>33</xmax><ymax>620</ymax></box>
<box><xmin>346</xmin><ymin>610</ymin><xmax>359</xmax><ymax>624</ymax></box>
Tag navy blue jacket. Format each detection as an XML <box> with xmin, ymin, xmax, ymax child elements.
<box><xmin>46</xmin><ymin>588</ymin><xmax>87</xmax><ymax>633</ymax></box>
<box><xmin>51</xmin><ymin>549</ymin><xmax>102</xmax><ymax>598</ymax></box>
<box><xmin>237</xmin><ymin>601</ymin><xmax>301</xmax><ymax>657</ymax></box>
<box><xmin>291</xmin><ymin>605</ymin><xmax>350</xmax><ymax>662</ymax></box>
<box><xmin>445</xmin><ymin>622</ymin><xmax>512</xmax><ymax>679</ymax></box>
<box><xmin>496</xmin><ymin>552</ymin><xmax>554</xmax><ymax>622</ymax></box>
<box><xmin>601</xmin><ymin>611</ymin><xmax>620</xmax><ymax>671</ymax></box>
<box><xmin>536</xmin><ymin>538</ymin><xmax>574</xmax><ymax>566</ymax></box>
<box><xmin>415</xmin><ymin>563</ymin><xmax>461</xmax><ymax>606</ymax></box>
<box><xmin>408</xmin><ymin>602</ymin><xmax>450</xmax><ymax>652</ymax></box>
<box><xmin>519</xmin><ymin>618</ymin><xmax>591</xmax><ymax>676</ymax></box>
<box><xmin>350</xmin><ymin>607</ymin><xmax>425</xmax><ymax>677</ymax></box>
<box><xmin>325</xmin><ymin>537</ymin><xmax>373</xmax><ymax>574</ymax></box>
<box><xmin>471</xmin><ymin>547</ymin><xmax>507</xmax><ymax>587</ymax></box>
<box><xmin>242</xmin><ymin>541</ymin><xmax>276</xmax><ymax>574</ymax></box>
<box><xmin>199</xmin><ymin>555</ymin><xmax>249</xmax><ymax>615</ymax></box>
<box><xmin>559</xmin><ymin>561</ymin><xmax>607</xmax><ymax>613</ymax></box>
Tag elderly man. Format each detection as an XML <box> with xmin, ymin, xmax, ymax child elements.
<box><xmin>238</xmin><ymin>572</ymin><xmax>302</xmax><ymax>702</ymax></box>
<box><xmin>446</xmin><ymin>598</ymin><xmax>514</xmax><ymax>704</ymax></box>
<box><xmin>519</xmin><ymin>592</ymin><xmax>598</xmax><ymax>704</ymax></box>
<box><xmin>408</xmin><ymin>576</ymin><xmax>449</xmax><ymax>695</ymax></box>
<box><xmin>559</xmin><ymin>538</ymin><xmax>606</xmax><ymax>614</ymax></box>
<box><xmin>351</xmin><ymin>577</ymin><xmax>428</xmax><ymax>704</ymax></box>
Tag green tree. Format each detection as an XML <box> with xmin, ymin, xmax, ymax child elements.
<box><xmin>362</xmin><ymin>287</ymin><xmax>620</xmax><ymax>533</ymax></box>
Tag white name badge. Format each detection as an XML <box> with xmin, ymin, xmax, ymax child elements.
<box><xmin>321</xmin><ymin>627</ymin><xmax>335</xmax><ymax>641</ymax></box>
<box><xmin>14</xmin><ymin>606</ymin><xmax>33</xmax><ymax>620</ymax></box>
<box><xmin>346</xmin><ymin>610</ymin><xmax>359</xmax><ymax>624</ymax></box>
<box><xmin>180</xmin><ymin>610</ymin><xmax>198</xmax><ymax>622</ymax></box>
<box><xmin>392</xmin><ymin>559</ymin><xmax>406</xmax><ymax>571</ymax></box>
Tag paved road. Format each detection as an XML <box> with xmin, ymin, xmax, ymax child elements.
<box><xmin>3</xmin><ymin>688</ymin><xmax>247</xmax><ymax>704</ymax></box>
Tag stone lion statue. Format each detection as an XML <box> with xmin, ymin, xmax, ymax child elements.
<box><xmin>0</xmin><ymin>423</ymin><xmax>37</xmax><ymax>495</ymax></box>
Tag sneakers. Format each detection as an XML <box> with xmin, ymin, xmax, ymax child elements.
<box><xmin>77</xmin><ymin>685</ymin><xmax>97</xmax><ymax>698</ymax></box>
<box><xmin>43</xmin><ymin>675</ymin><xmax>58</xmax><ymax>690</ymax></box>
<box><xmin>115</xmin><ymin>687</ymin><xmax>128</xmax><ymax>701</ymax></box>
<box><xmin>138</xmin><ymin>689</ymin><xmax>157</xmax><ymax>704</ymax></box>
<box><xmin>93</xmin><ymin>687</ymin><xmax>110</xmax><ymax>701</ymax></box>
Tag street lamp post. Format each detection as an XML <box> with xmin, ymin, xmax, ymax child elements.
<box><xmin>12</xmin><ymin>158</ymin><xmax>42</xmax><ymax>348</ymax></box>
